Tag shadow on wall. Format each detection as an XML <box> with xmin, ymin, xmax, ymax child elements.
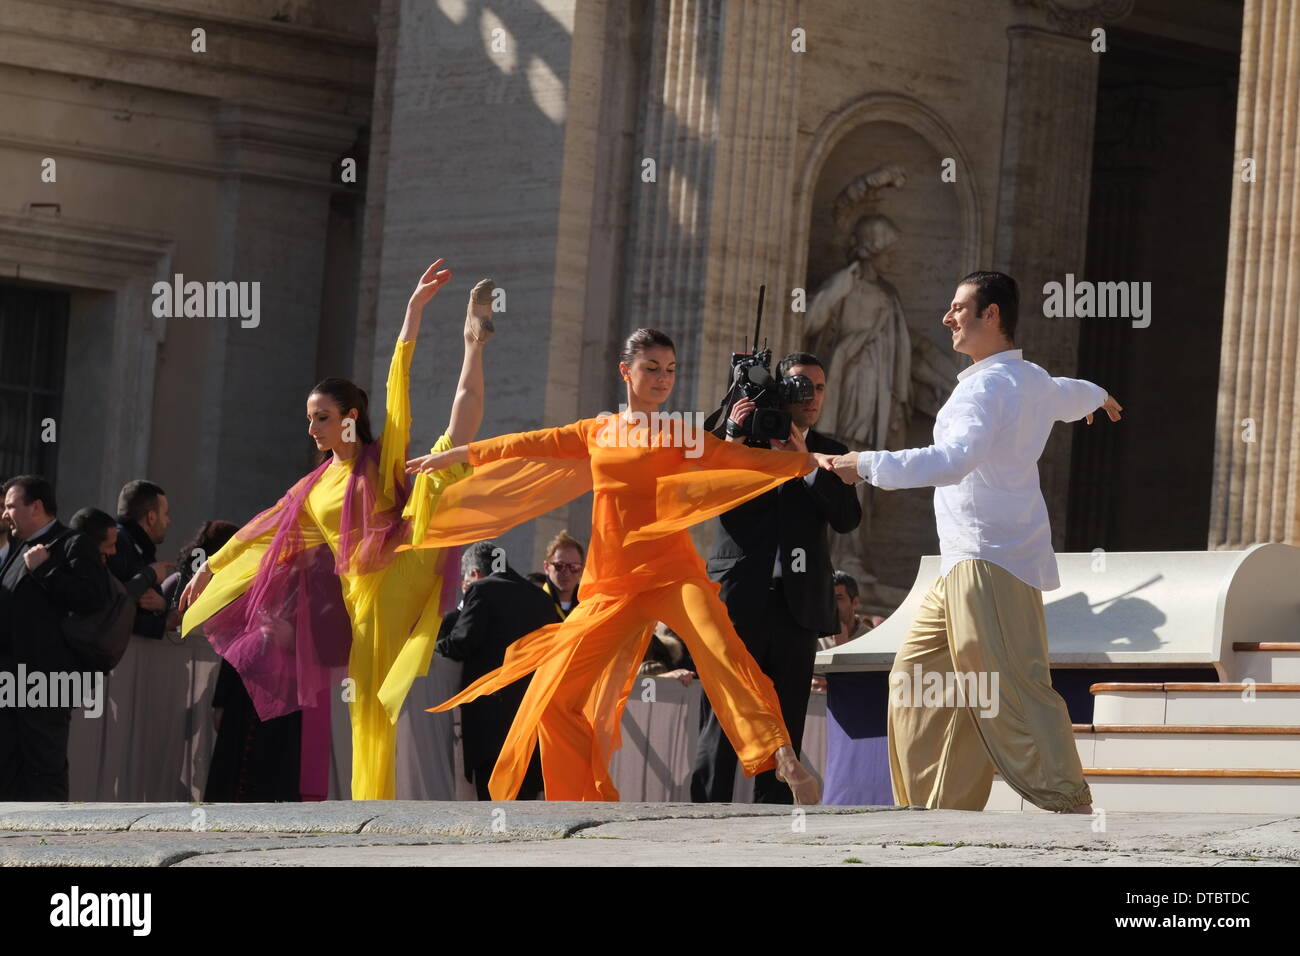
<box><xmin>1045</xmin><ymin>574</ymin><xmax>1167</xmax><ymax>653</ymax></box>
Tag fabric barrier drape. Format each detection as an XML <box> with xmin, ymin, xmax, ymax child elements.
<box><xmin>67</xmin><ymin>637</ymin><xmax>826</xmax><ymax>803</ymax></box>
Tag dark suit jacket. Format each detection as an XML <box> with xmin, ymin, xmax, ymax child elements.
<box><xmin>437</xmin><ymin>566</ymin><xmax>561</xmax><ymax>774</ymax></box>
<box><xmin>707</xmin><ymin>429</ymin><xmax>861</xmax><ymax>636</ymax></box>
<box><xmin>0</xmin><ymin>522</ymin><xmax>111</xmax><ymax>675</ymax></box>
<box><xmin>106</xmin><ymin>518</ymin><xmax>164</xmax><ymax>638</ymax></box>
<box><xmin>542</xmin><ymin>579</ymin><xmax>579</xmax><ymax>620</ymax></box>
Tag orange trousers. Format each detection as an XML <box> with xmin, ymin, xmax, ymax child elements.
<box><xmin>486</xmin><ymin>577</ymin><xmax>792</xmax><ymax>800</ymax></box>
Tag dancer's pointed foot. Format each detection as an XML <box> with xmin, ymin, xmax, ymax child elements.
<box><xmin>465</xmin><ymin>278</ymin><xmax>496</xmax><ymax>343</ymax></box>
<box><xmin>773</xmin><ymin>745</ymin><xmax>820</xmax><ymax>805</ymax></box>
<box><xmin>1061</xmin><ymin>802</ymin><xmax>1094</xmax><ymax>815</ymax></box>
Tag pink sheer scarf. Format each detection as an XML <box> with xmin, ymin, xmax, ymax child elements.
<box><xmin>203</xmin><ymin>441</ymin><xmax>440</xmax><ymax>722</ymax></box>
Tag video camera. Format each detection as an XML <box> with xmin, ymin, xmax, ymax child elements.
<box><xmin>704</xmin><ymin>286</ymin><xmax>814</xmax><ymax>446</ymax></box>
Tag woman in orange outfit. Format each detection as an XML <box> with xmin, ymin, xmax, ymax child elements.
<box><xmin>403</xmin><ymin>328</ymin><xmax>830</xmax><ymax>803</ymax></box>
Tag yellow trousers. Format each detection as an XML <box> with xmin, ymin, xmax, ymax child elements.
<box><xmin>888</xmin><ymin>559</ymin><xmax>1092</xmax><ymax>812</ymax></box>
<box><xmin>344</xmin><ymin>547</ymin><xmax>455</xmax><ymax>801</ymax></box>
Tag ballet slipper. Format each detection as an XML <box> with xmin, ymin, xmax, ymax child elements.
<box><xmin>465</xmin><ymin>278</ymin><xmax>496</xmax><ymax>343</ymax></box>
<box><xmin>773</xmin><ymin>744</ymin><xmax>821</xmax><ymax>805</ymax></box>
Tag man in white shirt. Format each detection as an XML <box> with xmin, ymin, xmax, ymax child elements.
<box><xmin>821</xmin><ymin>271</ymin><xmax>1121</xmax><ymax>813</ymax></box>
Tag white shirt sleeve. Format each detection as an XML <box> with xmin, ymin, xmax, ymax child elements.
<box><xmin>1051</xmin><ymin>377</ymin><xmax>1107</xmax><ymax>423</ymax></box>
<box><xmin>856</xmin><ymin>389</ymin><xmax>1001</xmax><ymax>489</ymax></box>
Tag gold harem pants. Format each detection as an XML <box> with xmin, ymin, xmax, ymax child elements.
<box><xmin>888</xmin><ymin>559</ymin><xmax>1092</xmax><ymax>812</ymax></box>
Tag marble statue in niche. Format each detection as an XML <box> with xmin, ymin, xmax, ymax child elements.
<box><xmin>802</xmin><ymin>164</ymin><xmax>914</xmax><ymax>587</ymax></box>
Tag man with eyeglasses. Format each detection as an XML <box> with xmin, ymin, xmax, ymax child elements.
<box><xmin>541</xmin><ymin>530</ymin><xmax>584</xmax><ymax>620</ymax></box>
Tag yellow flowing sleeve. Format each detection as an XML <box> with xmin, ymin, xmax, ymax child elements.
<box><xmin>205</xmin><ymin>522</ymin><xmax>261</xmax><ymax>575</ymax></box>
<box><xmin>403</xmin><ymin>430</ymin><xmax>473</xmax><ymax>545</ymax></box>
<box><xmin>181</xmin><ymin>497</ymin><xmax>324</xmax><ymax>637</ymax></box>
<box><xmin>379</xmin><ymin>338</ymin><xmax>416</xmax><ymax>504</ymax></box>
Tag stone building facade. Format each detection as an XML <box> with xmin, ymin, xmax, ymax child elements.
<box><xmin>1</xmin><ymin>0</ymin><xmax>1279</xmax><ymax>613</ymax></box>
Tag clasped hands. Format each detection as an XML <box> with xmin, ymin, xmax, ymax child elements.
<box><xmin>813</xmin><ymin>452</ymin><xmax>861</xmax><ymax>485</ymax></box>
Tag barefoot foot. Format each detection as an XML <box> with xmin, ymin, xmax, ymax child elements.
<box><xmin>465</xmin><ymin>279</ymin><xmax>496</xmax><ymax>343</ymax></box>
<box><xmin>773</xmin><ymin>745</ymin><xmax>821</xmax><ymax>805</ymax></box>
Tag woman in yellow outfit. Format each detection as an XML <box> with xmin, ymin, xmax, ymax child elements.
<box><xmin>179</xmin><ymin>260</ymin><xmax>493</xmax><ymax>800</ymax></box>
<box><xmin>404</xmin><ymin>328</ymin><xmax>831</xmax><ymax>803</ymax></box>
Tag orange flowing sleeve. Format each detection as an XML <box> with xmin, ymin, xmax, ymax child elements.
<box><xmin>625</xmin><ymin>432</ymin><xmax>814</xmax><ymax>543</ymax></box>
<box><xmin>467</xmin><ymin>419</ymin><xmax>591</xmax><ymax>465</ymax></box>
<box><xmin>399</xmin><ymin>419</ymin><xmax>596</xmax><ymax>550</ymax></box>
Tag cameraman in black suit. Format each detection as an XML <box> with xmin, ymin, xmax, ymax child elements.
<box><xmin>691</xmin><ymin>352</ymin><xmax>861</xmax><ymax>803</ymax></box>
<box><xmin>0</xmin><ymin>475</ymin><xmax>110</xmax><ymax>800</ymax></box>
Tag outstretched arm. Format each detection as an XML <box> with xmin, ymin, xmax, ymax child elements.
<box><xmin>407</xmin><ymin>420</ymin><xmax>590</xmax><ymax>475</ymax></box>
<box><xmin>822</xmin><ymin>389</ymin><xmax>1000</xmax><ymax>488</ymax></box>
<box><xmin>178</xmin><ymin>495</ymin><xmax>323</xmax><ymax>618</ymax></box>
<box><xmin>380</xmin><ymin>260</ymin><xmax>454</xmax><ymax>499</ymax></box>
<box><xmin>696</xmin><ymin>429</ymin><xmax>817</xmax><ymax>478</ymax></box>
<box><xmin>1085</xmin><ymin>393</ymin><xmax>1123</xmax><ymax>425</ymax></box>
<box><xmin>1052</xmin><ymin>376</ymin><xmax>1113</xmax><ymax>424</ymax></box>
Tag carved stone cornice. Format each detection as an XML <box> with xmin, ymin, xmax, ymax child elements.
<box><xmin>0</xmin><ymin>211</ymin><xmax>173</xmax><ymax>291</ymax></box>
<box><xmin>216</xmin><ymin>103</ymin><xmax>361</xmax><ymax>182</ymax></box>
<box><xmin>0</xmin><ymin>0</ymin><xmax>377</xmax><ymax>119</ymax></box>
<box><xmin>1013</xmin><ymin>0</ymin><xmax>1137</xmax><ymax>36</ymax></box>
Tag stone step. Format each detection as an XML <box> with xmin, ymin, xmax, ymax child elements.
<box><xmin>1072</xmin><ymin>723</ymin><xmax>1300</xmax><ymax>769</ymax></box>
<box><xmin>1090</xmin><ymin>682</ymin><xmax>1300</xmax><ymax>725</ymax></box>
<box><xmin>987</xmin><ymin>769</ymin><xmax>1300</xmax><ymax>813</ymax></box>
<box><xmin>1232</xmin><ymin>642</ymin><xmax>1300</xmax><ymax>683</ymax></box>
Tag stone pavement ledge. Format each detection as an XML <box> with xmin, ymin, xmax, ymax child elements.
<box><xmin>0</xmin><ymin>802</ymin><xmax>1296</xmax><ymax>866</ymax></box>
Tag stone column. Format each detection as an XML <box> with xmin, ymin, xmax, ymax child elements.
<box><xmin>993</xmin><ymin>1</ymin><xmax>1133</xmax><ymax>549</ymax></box>
<box><xmin>353</xmin><ymin>0</ymin><xmax>402</xmax><ymax>393</ymax></box>
<box><xmin>1210</xmin><ymin>0</ymin><xmax>1300</xmax><ymax>549</ymax></box>
<box><xmin>361</xmin><ymin>0</ymin><xmax>615</xmax><ymax>566</ymax></box>
<box><xmin>697</xmin><ymin>0</ymin><xmax>801</xmax><ymax>410</ymax></box>
<box><xmin>622</xmin><ymin>0</ymin><xmax>800</xmax><ymax>412</ymax></box>
<box><xmin>622</xmin><ymin>0</ymin><xmax>724</xmax><ymax>412</ymax></box>
<box><xmin>208</xmin><ymin>105</ymin><xmax>361</xmax><ymax>522</ymax></box>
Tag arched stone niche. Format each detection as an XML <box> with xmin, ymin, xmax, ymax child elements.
<box><xmin>790</xmin><ymin>94</ymin><xmax>984</xmax><ymax>609</ymax></box>
<box><xmin>794</xmin><ymin>93</ymin><xmax>980</xmax><ymax>377</ymax></box>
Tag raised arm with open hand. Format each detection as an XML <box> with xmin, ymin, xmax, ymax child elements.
<box><xmin>399</xmin><ymin>259</ymin><xmax>453</xmax><ymax>342</ymax></box>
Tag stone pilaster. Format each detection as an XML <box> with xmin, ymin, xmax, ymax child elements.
<box><xmin>621</xmin><ymin>0</ymin><xmax>724</xmax><ymax>411</ymax></box>
<box><xmin>993</xmin><ymin>3</ymin><xmax>1132</xmax><ymax>549</ymax></box>
<box><xmin>209</xmin><ymin>104</ymin><xmax>361</xmax><ymax>522</ymax></box>
<box><xmin>697</xmin><ymin>0</ymin><xmax>801</xmax><ymax>411</ymax></box>
<box><xmin>622</xmin><ymin>0</ymin><xmax>799</xmax><ymax>412</ymax></box>
<box><xmin>1210</xmin><ymin>0</ymin><xmax>1300</xmax><ymax>548</ymax></box>
<box><xmin>352</xmin><ymin>0</ymin><xmax>402</xmax><ymax>395</ymax></box>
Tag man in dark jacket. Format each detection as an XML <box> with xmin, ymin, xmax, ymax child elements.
<box><xmin>0</xmin><ymin>475</ymin><xmax>110</xmax><ymax>799</ymax></box>
<box><xmin>437</xmin><ymin>541</ymin><xmax>560</xmax><ymax>800</ymax></box>
<box><xmin>0</xmin><ymin>509</ymin><xmax>13</xmax><ymax>570</ymax></box>
<box><xmin>106</xmin><ymin>480</ymin><xmax>173</xmax><ymax>639</ymax></box>
<box><xmin>691</xmin><ymin>352</ymin><xmax>862</xmax><ymax>803</ymax></box>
